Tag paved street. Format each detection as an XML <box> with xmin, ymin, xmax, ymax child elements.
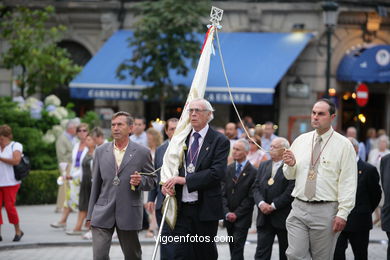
<box><xmin>0</xmin><ymin>204</ymin><xmax>387</xmax><ymax>259</ymax></box>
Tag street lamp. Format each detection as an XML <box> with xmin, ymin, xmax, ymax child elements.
<box><xmin>322</xmin><ymin>1</ymin><xmax>339</xmax><ymax>98</ymax></box>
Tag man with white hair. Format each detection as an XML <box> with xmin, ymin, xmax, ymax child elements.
<box><xmin>222</xmin><ymin>138</ymin><xmax>257</xmax><ymax>260</ymax></box>
<box><xmin>346</xmin><ymin>126</ymin><xmax>366</xmax><ymax>161</ymax></box>
<box><xmin>54</xmin><ymin>119</ymin><xmax>78</xmax><ymax>212</ymax></box>
<box><xmin>163</xmin><ymin>98</ymin><xmax>230</xmax><ymax>260</ymax></box>
<box><xmin>253</xmin><ymin>137</ymin><xmax>294</xmax><ymax>260</ymax></box>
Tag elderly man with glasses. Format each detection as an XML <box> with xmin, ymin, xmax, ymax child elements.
<box><xmin>163</xmin><ymin>98</ymin><xmax>230</xmax><ymax>260</ymax></box>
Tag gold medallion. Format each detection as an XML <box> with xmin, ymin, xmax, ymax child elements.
<box><xmin>268</xmin><ymin>178</ymin><xmax>274</xmax><ymax>186</ymax></box>
<box><xmin>308</xmin><ymin>169</ymin><xmax>316</xmax><ymax>180</ymax></box>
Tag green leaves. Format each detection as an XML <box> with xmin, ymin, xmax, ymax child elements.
<box><xmin>116</xmin><ymin>0</ymin><xmax>210</xmax><ymax>118</ymax></box>
<box><xmin>0</xmin><ymin>6</ymin><xmax>81</xmax><ymax>97</ymax></box>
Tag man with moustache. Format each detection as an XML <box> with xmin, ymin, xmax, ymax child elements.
<box><xmin>282</xmin><ymin>99</ymin><xmax>357</xmax><ymax>260</ymax></box>
<box><xmin>87</xmin><ymin>111</ymin><xmax>156</xmax><ymax>260</ymax></box>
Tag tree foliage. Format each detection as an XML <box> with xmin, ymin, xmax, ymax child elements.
<box><xmin>116</xmin><ymin>0</ymin><xmax>210</xmax><ymax>119</ymax></box>
<box><xmin>0</xmin><ymin>6</ymin><xmax>81</xmax><ymax>97</ymax></box>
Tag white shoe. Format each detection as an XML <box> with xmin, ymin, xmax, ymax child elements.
<box><xmin>82</xmin><ymin>230</ymin><xmax>92</xmax><ymax>240</ymax></box>
<box><xmin>50</xmin><ymin>222</ymin><xmax>66</xmax><ymax>228</ymax></box>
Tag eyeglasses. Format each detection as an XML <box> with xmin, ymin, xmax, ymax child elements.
<box><xmin>188</xmin><ymin>108</ymin><xmax>208</xmax><ymax>114</ymax></box>
<box><xmin>77</xmin><ymin>129</ymin><xmax>88</xmax><ymax>133</ymax></box>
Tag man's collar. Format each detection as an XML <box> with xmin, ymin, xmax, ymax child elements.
<box><xmin>114</xmin><ymin>139</ymin><xmax>129</xmax><ymax>151</ymax></box>
<box><xmin>315</xmin><ymin>126</ymin><xmax>333</xmax><ymax>139</ymax></box>
<box><xmin>236</xmin><ymin>159</ymin><xmax>248</xmax><ymax>167</ymax></box>
<box><xmin>191</xmin><ymin>124</ymin><xmax>209</xmax><ymax>138</ymax></box>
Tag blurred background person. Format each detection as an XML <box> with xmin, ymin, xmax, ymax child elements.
<box><xmin>368</xmin><ymin>135</ymin><xmax>390</xmax><ymax>171</ymax></box>
<box><xmin>130</xmin><ymin>116</ymin><xmax>147</xmax><ymax>147</ymax></box>
<box><xmin>365</xmin><ymin>128</ymin><xmax>377</xmax><ymax>159</ymax></box>
<box><xmin>334</xmin><ymin>137</ymin><xmax>381</xmax><ymax>260</ymax></box>
<box><xmin>254</xmin><ymin>124</ymin><xmax>264</xmax><ymax>139</ymax></box>
<box><xmin>147</xmin><ymin>117</ymin><xmax>178</xmax><ymax>259</ymax></box>
<box><xmin>226</xmin><ymin>122</ymin><xmax>239</xmax><ymax>165</ymax></box>
<box><xmin>261</xmin><ymin>122</ymin><xmax>278</xmax><ymax>160</ymax></box>
<box><xmin>0</xmin><ymin>125</ymin><xmax>24</xmax><ymax>242</ymax></box>
<box><xmin>368</xmin><ymin>134</ymin><xmax>390</xmax><ymax>226</ymax></box>
<box><xmin>67</xmin><ymin>133</ymin><xmax>96</xmax><ymax>235</ymax></box>
<box><xmin>55</xmin><ymin>120</ymin><xmax>77</xmax><ymax>213</ymax></box>
<box><xmin>51</xmin><ymin>123</ymin><xmax>89</xmax><ymax>230</ymax></box>
<box><xmin>146</xmin><ymin>128</ymin><xmax>163</xmax><ymax>162</ymax></box>
<box><xmin>90</xmin><ymin>126</ymin><xmax>107</xmax><ymax>146</ymax></box>
<box><xmin>346</xmin><ymin>126</ymin><xmax>366</xmax><ymax>161</ymax></box>
<box><xmin>145</xmin><ymin>127</ymin><xmax>163</xmax><ymax>238</ymax></box>
<box><xmin>247</xmin><ymin>135</ymin><xmax>267</xmax><ymax>169</ymax></box>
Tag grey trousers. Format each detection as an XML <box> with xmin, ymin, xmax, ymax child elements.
<box><xmin>91</xmin><ymin>226</ymin><xmax>141</xmax><ymax>260</ymax></box>
<box><xmin>285</xmin><ymin>199</ymin><xmax>340</xmax><ymax>260</ymax></box>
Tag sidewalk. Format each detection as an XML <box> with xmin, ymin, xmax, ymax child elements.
<box><xmin>0</xmin><ymin>204</ymin><xmax>388</xmax><ymax>259</ymax></box>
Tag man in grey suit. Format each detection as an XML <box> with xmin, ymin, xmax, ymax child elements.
<box><xmin>87</xmin><ymin>111</ymin><xmax>156</xmax><ymax>260</ymax></box>
<box><xmin>55</xmin><ymin>120</ymin><xmax>77</xmax><ymax>212</ymax></box>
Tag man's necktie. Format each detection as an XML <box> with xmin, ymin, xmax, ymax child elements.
<box><xmin>187</xmin><ymin>132</ymin><xmax>201</xmax><ymax>166</ymax></box>
<box><xmin>235</xmin><ymin>163</ymin><xmax>242</xmax><ymax>179</ymax></box>
<box><xmin>304</xmin><ymin>136</ymin><xmax>322</xmax><ymax>200</ymax></box>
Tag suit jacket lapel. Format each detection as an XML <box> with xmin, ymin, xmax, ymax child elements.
<box><xmin>104</xmin><ymin>143</ymin><xmax>116</xmax><ymax>173</ymax></box>
<box><xmin>273</xmin><ymin>164</ymin><xmax>284</xmax><ymax>182</ymax></box>
<box><xmin>264</xmin><ymin>160</ymin><xmax>272</xmax><ymax>181</ymax></box>
<box><xmin>195</xmin><ymin>128</ymin><xmax>213</xmax><ymax>170</ymax></box>
<box><xmin>118</xmin><ymin>141</ymin><xmax>136</xmax><ymax>174</ymax></box>
<box><xmin>236</xmin><ymin>161</ymin><xmax>251</xmax><ymax>181</ymax></box>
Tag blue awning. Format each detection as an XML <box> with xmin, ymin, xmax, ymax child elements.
<box><xmin>337</xmin><ymin>45</ymin><xmax>390</xmax><ymax>83</ymax></box>
<box><xmin>70</xmin><ymin>30</ymin><xmax>313</xmax><ymax>105</ymax></box>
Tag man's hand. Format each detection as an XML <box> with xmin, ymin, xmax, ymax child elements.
<box><xmin>332</xmin><ymin>216</ymin><xmax>346</xmax><ymax>232</ymax></box>
<box><xmin>226</xmin><ymin>212</ymin><xmax>237</xmax><ymax>223</ymax></box>
<box><xmin>162</xmin><ymin>185</ymin><xmax>175</xmax><ymax>196</ymax></box>
<box><xmin>164</xmin><ymin>176</ymin><xmax>186</xmax><ymax>190</ymax></box>
<box><xmin>145</xmin><ymin>202</ymin><xmax>155</xmax><ymax>213</ymax></box>
<box><xmin>130</xmin><ymin>171</ymin><xmax>142</xmax><ymax>186</ymax></box>
<box><xmin>259</xmin><ymin>202</ymin><xmax>274</xmax><ymax>215</ymax></box>
<box><xmin>282</xmin><ymin>149</ymin><xmax>296</xmax><ymax>167</ymax></box>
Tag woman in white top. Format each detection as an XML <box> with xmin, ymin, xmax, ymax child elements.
<box><xmin>368</xmin><ymin>135</ymin><xmax>390</xmax><ymax>171</ymax></box>
<box><xmin>51</xmin><ymin>123</ymin><xmax>88</xmax><ymax>230</ymax></box>
<box><xmin>368</xmin><ymin>134</ymin><xmax>390</xmax><ymax>225</ymax></box>
<box><xmin>247</xmin><ymin>135</ymin><xmax>267</xmax><ymax>168</ymax></box>
<box><xmin>0</xmin><ymin>125</ymin><xmax>24</xmax><ymax>242</ymax></box>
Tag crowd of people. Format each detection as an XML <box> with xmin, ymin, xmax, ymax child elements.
<box><xmin>1</xmin><ymin>97</ymin><xmax>390</xmax><ymax>260</ymax></box>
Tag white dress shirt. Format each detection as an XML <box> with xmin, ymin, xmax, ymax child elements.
<box><xmin>182</xmin><ymin>124</ymin><xmax>209</xmax><ymax>202</ymax></box>
<box><xmin>283</xmin><ymin>127</ymin><xmax>357</xmax><ymax>220</ymax></box>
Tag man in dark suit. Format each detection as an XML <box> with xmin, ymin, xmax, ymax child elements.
<box><xmin>253</xmin><ymin>137</ymin><xmax>294</xmax><ymax>260</ymax></box>
<box><xmin>163</xmin><ymin>98</ymin><xmax>230</xmax><ymax>260</ymax></box>
<box><xmin>334</xmin><ymin>137</ymin><xmax>381</xmax><ymax>260</ymax></box>
<box><xmin>222</xmin><ymin>138</ymin><xmax>257</xmax><ymax>260</ymax></box>
<box><xmin>146</xmin><ymin>117</ymin><xmax>178</xmax><ymax>260</ymax></box>
<box><xmin>87</xmin><ymin>111</ymin><xmax>156</xmax><ymax>260</ymax></box>
<box><xmin>380</xmin><ymin>151</ymin><xmax>390</xmax><ymax>259</ymax></box>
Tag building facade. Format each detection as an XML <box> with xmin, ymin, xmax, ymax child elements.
<box><xmin>1</xmin><ymin>0</ymin><xmax>390</xmax><ymax>141</ymax></box>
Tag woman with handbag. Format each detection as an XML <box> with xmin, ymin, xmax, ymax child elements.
<box><xmin>0</xmin><ymin>124</ymin><xmax>24</xmax><ymax>242</ymax></box>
